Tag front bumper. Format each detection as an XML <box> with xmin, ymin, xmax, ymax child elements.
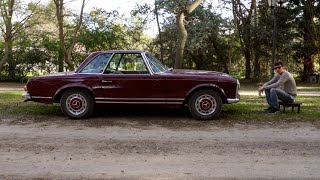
<box><xmin>227</xmin><ymin>79</ymin><xmax>240</xmax><ymax>103</ymax></box>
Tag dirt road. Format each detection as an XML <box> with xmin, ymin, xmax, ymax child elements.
<box><xmin>1</xmin><ymin>116</ymin><xmax>320</xmax><ymax>179</ymax></box>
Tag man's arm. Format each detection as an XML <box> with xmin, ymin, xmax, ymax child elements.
<box><xmin>258</xmin><ymin>74</ymin><xmax>280</xmax><ymax>93</ymax></box>
<box><xmin>263</xmin><ymin>72</ymin><xmax>289</xmax><ymax>90</ymax></box>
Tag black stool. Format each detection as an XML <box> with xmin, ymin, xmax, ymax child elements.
<box><xmin>278</xmin><ymin>101</ymin><xmax>302</xmax><ymax>113</ymax></box>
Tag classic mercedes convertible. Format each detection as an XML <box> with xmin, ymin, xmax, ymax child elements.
<box><xmin>23</xmin><ymin>50</ymin><xmax>240</xmax><ymax>120</ymax></box>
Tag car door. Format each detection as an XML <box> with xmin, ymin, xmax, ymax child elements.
<box><xmin>98</xmin><ymin>53</ymin><xmax>166</xmax><ymax>104</ymax></box>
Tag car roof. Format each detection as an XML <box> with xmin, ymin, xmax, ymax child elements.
<box><xmin>95</xmin><ymin>50</ymin><xmax>147</xmax><ymax>54</ymax></box>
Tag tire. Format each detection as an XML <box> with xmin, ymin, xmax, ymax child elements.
<box><xmin>188</xmin><ymin>89</ymin><xmax>223</xmax><ymax>120</ymax></box>
<box><xmin>60</xmin><ymin>89</ymin><xmax>94</xmax><ymax>119</ymax></box>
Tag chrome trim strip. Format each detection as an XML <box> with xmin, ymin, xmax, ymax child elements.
<box><xmin>95</xmin><ymin>97</ymin><xmax>166</xmax><ymax>101</ymax></box>
<box><xmin>167</xmin><ymin>98</ymin><xmax>184</xmax><ymax>101</ymax></box>
<box><xmin>167</xmin><ymin>102</ymin><xmax>183</xmax><ymax>105</ymax></box>
<box><xmin>96</xmin><ymin>101</ymin><xmax>167</xmax><ymax>104</ymax></box>
<box><xmin>32</xmin><ymin>96</ymin><xmax>52</xmax><ymax>99</ymax></box>
<box><xmin>95</xmin><ymin>97</ymin><xmax>185</xmax><ymax>101</ymax></box>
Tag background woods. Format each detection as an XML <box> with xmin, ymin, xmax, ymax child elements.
<box><xmin>0</xmin><ymin>0</ymin><xmax>319</xmax><ymax>82</ymax></box>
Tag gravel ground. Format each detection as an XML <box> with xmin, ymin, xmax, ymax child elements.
<box><xmin>1</xmin><ymin>116</ymin><xmax>320</xmax><ymax>179</ymax></box>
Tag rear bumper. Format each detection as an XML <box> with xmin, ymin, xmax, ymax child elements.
<box><xmin>227</xmin><ymin>98</ymin><xmax>240</xmax><ymax>103</ymax></box>
<box><xmin>22</xmin><ymin>92</ymin><xmax>31</xmax><ymax>101</ymax></box>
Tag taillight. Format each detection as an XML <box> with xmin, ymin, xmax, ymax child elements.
<box><xmin>24</xmin><ymin>86</ymin><xmax>28</xmax><ymax>91</ymax></box>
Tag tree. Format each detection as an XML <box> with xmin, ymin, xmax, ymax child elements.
<box><xmin>174</xmin><ymin>0</ymin><xmax>203</xmax><ymax>69</ymax></box>
<box><xmin>0</xmin><ymin>0</ymin><xmax>14</xmax><ymax>75</ymax></box>
<box><xmin>299</xmin><ymin>0</ymin><xmax>317</xmax><ymax>80</ymax></box>
<box><xmin>232</xmin><ymin>0</ymin><xmax>256</xmax><ymax>79</ymax></box>
<box><xmin>53</xmin><ymin>0</ymin><xmax>85</xmax><ymax>71</ymax></box>
<box><xmin>283</xmin><ymin>0</ymin><xmax>319</xmax><ymax>80</ymax></box>
<box><xmin>185</xmin><ymin>4</ymin><xmax>233</xmax><ymax>73</ymax></box>
<box><xmin>154</xmin><ymin>0</ymin><xmax>164</xmax><ymax>62</ymax></box>
<box><xmin>0</xmin><ymin>0</ymin><xmax>39</xmax><ymax>79</ymax></box>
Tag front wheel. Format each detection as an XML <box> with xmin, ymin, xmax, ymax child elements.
<box><xmin>60</xmin><ymin>89</ymin><xmax>94</xmax><ymax>119</ymax></box>
<box><xmin>188</xmin><ymin>89</ymin><xmax>223</xmax><ymax>120</ymax></box>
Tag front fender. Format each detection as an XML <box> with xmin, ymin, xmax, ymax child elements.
<box><xmin>185</xmin><ymin>83</ymin><xmax>226</xmax><ymax>103</ymax></box>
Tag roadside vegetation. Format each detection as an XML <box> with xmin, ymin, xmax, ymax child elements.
<box><xmin>1</xmin><ymin>83</ymin><xmax>319</xmax><ymax>122</ymax></box>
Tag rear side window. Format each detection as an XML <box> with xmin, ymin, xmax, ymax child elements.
<box><xmin>105</xmin><ymin>53</ymin><xmax>149</xmax><ymax>74</ymax></box>
<box><xmin>80</xmin><ymin>53</ymin><xmax>112</xmax><ymax>73</ymax></box>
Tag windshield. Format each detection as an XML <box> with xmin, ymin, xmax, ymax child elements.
<box><xmin>145</xmin><ymin>53</ymin><xmax>168</xmax><ymax>73</ymax></box>
<box><xmin>80</xmin><ymin>53</ymin><xmax>112</xmax><ymax>73</ymax></box>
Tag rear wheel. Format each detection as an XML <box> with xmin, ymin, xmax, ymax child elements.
<box><xmin>188</xmin><ymin>89</ymin><xmax>223</xmax><ymax>120</ymax></box>
<box><xmin>60</xmin><ymin>89</ymin><xmax>94</xmax><ymax>119</ymax></box>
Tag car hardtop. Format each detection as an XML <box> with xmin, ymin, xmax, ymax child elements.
<box><xmin>75</xmin><ymin>50</ymin><xmax>151</xmax><ymax>73</ymax></box>
<box><xmin>95</xmin><ymin>50</ymin><xmax>147</xmax><ymax>54</ymax></box>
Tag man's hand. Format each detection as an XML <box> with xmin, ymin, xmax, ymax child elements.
<box><xmin>258</xmin><ymin>86</ymin><xmax>264</xmax><ymax>96</ymax></box>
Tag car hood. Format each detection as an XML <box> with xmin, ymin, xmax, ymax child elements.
<box><xmin>39</xmin><ymin>71</ymin><xmax>76</xmax><ymax>77</ymax></box>
<box><xmin>28</xmin><ymin>71</ymin><xmax>76</xmax><ymax>81</ymax></box>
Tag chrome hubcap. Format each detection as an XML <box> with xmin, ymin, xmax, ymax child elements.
<box><xmin>66</xmin><ymin>94</ymin><xmax>87</xmax><ymax>115</ymax></box>
<box><xmin>195</xmin><ymin>94</ymin><xmax>216</xmax><ymax>116</ymax></box>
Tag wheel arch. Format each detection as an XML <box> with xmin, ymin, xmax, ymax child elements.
<box><xmin>53</xmin><ymin>84</ymin><xmax>94</xmax><ymax>103</ymax></box>
<box><xmin>184</xmin><ymin>84</ymin><xmax>227</xmax><ymax>105</ymax></box>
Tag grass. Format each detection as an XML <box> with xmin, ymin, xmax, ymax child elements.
<box><xmin>0</xmin><ymin>89</ymin><xmax>319</xmax><ymax>122</ymax></box>
<box><xmin>0</xmin><ymin>91</ymin><xmax>60</xmax><ymax>117</ymax></box>
<box><xmin>221</xmin><ymin>95</ymin><xmax>320</xmax><ymax>122</ymax></box>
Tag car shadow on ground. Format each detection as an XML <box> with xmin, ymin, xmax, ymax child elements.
<box><xmin>2</xmin><ymin>104</ymin><xmax>239</xmax><ymax>130</ymax></box>
<box><xmin>77</xmin><ymin>106</ymin><xmax>238</xmax><ymax>129</ymax></box>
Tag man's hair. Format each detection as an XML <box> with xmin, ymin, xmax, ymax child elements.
<box><xmin>274</xmin><ymin>61</ymin><xmax>284</xmax><ymax>67</ymax></box>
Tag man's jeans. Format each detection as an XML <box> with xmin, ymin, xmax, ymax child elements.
<box><xmin>265</xmin><ymin>88</ymin><xmax>294</xmax><ymax>109</ymax></box>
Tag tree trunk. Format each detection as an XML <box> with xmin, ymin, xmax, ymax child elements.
<box><xmin>7</xmin><ymin>41</ymin><xmax>15</xmax><ymax>80</ymax></box>
<box><xmin>66</xmin><ymin>0</ymin><xmax>85</xmax><ymax>71</ymax></box>
<box><xmin>302</xmin><ymin>0</ymin><xmax>315</xmax><ymax>81</ymax></box>
<box><xmin>244</xmin><ymin>49</ymin><xmax>251</xmax><ymax>79</ymax></box>
<box><xmin>154</xmin><ymin>0</ymin><xmax>164</xmax><ymax>62</ymax></box>
<box><xmin>232</xmin><ymin>0</ymin><xmax>255</xmax><ymax>79</ymax></box>
<box><xmin>174</xmin><ymin>0</ymin><xmax>203</xmax><ymax>69</ymax></box>
<box><xmin>54</xmin><ymin>0</ymin><xmax>65</xmax><ymax>72</ymax></box>
<box><xmin>54</xmin><ymin>0</ymin><xmax>85</xmax><ymax>71</ymax></box>
<box><xmin>174</xmin><ymin>11</ymin><xmax>187</xmax><ymax>69</ymax></box>
<box><xmin>253</xmin><ymin>51</ymin><xmax>261</xmax><ymax>80</ymax></box>
<box><xmin>252</xmin><ymin>0</ymin><xmax>260</xmax><ymax>80</ymax></box>
<box><xmin>0</xmin><ymin>0</ymin><xmax>15</xmax><ymax>74</ymax></box>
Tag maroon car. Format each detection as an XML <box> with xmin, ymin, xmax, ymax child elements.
<box><xmin>23</xmin><ymin>50</ymin><xmax>240</xmax><ymax>120</ymax></box>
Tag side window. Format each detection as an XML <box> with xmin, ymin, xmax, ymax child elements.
<box><xmin>80</xmin><ymin>53</ymin><xmax>112</xmax><ymax>73</ymax></box>
<box><xmin>105</xmin><ymin>53</ymin><xmax>149</xmax><ymax>74</ymax></box>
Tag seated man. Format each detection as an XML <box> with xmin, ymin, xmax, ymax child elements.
<box><xmin>258</xmin><ymin>61</ymin><xmax>297</xmax><ymax>113</ymax></box>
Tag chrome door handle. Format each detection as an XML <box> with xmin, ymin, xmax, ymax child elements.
<box><xmin>102</xmin><ymin>80</ymin><xmax>112</xmax><ymax>83</ymax></box>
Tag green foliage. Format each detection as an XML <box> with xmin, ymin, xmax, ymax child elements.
<box><xmin>0</xmin><ymin>0</ymin><xmax>319</xmax><ymax>82</ymax></box>
<box><xmin>78</xmin><ymin>8</ymin><xmax>151</xmax><ymax>52</ymax></box>
<box><xmin>150</xmin><ymin>1</ymin><xmax>239</xmax><ymax>72</ymax></box>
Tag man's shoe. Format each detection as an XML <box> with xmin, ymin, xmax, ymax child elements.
<box><xmin>268</xmin><ymin>107</ymin><xmax>279</xmax><ymax>114</ymax></box>
<box><xmin>264</xmin><ymin>107</ymin><xmax>272</xmax><ymax>112</ymax></box>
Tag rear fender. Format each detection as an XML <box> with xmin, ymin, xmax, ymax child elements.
<box><xmin>53</xmin><ymin>83</ymin><xmax>94</xmax><ymax>103</ymax></box>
